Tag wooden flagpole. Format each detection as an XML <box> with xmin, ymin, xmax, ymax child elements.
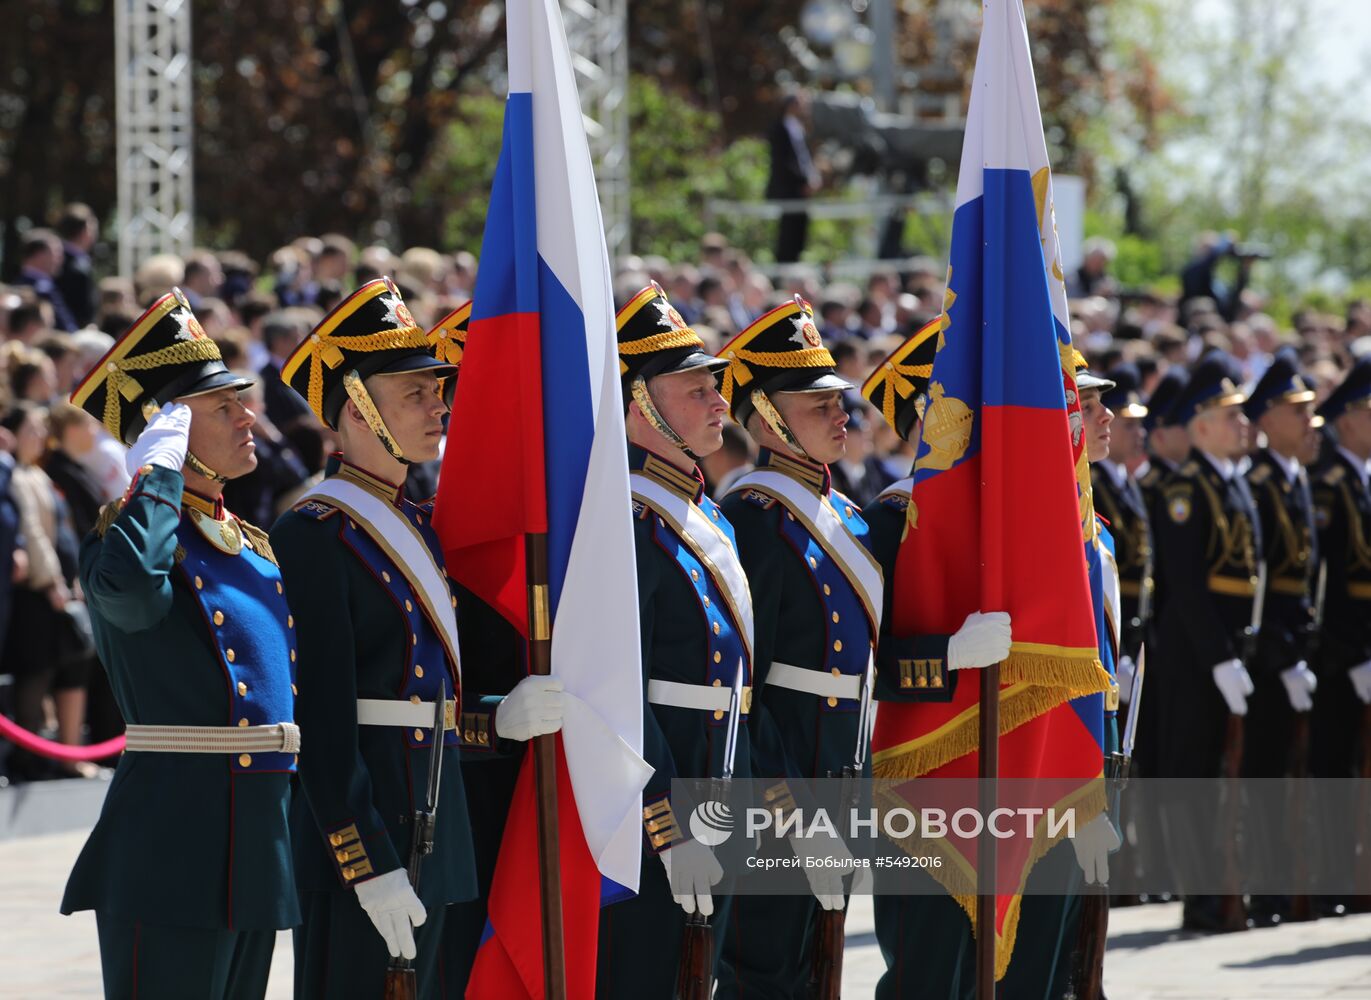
<box><xmin>976</xmin><ymin>662</ymin><xmax>1000</xmax><ymax>1000</ymax></box>
<box><xmin>526</xmin><ymin>533</ymin><xmax>566</xmax><ymax>1000</ymax></box>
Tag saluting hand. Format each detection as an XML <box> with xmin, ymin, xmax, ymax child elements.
<box><xmin>125</xmin><ymin>401</ymin><xmax>192</xmax><ymax>477</ymax></box>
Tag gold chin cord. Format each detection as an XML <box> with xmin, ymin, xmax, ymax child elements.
<box><xmin>141</xmin><ymin>399</ymin><xmax>226</xmax><ymax>483</ymax></box>
<box><xmin>631</xmin><ymin>376</ymin><xmax>700</xmax><ymax>463</ymax></box>
<box><xmin>750</xmin><ymin>388</ymin><xmax>812</xmax><ymax>462</ymax></box>
<box><xmin>343</xmin><ymin>369</ymin><xmax>408</xmax><ymax>464</ymax></box>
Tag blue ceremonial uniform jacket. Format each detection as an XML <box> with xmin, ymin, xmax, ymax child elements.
<box><xmin>270</xmin><ymin>456</ymin><xmax>477</xmax><ymax>907</ymax></box>
<box><xmin>629</xmin><ymin>446</ymin><xmax>753</xmax><ymax>854</ymax></box>
<box><xmin>62</xmin><ymin>467</ymin><xmax>299</xmax><ymax>930</ymax></box>
<box><xmin>719</xmin><ymin>450</ymin><xmax>878</xmax><ymax>783</ymax></box>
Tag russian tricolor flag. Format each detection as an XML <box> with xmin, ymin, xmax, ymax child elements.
<box><xmin>869</xmin><ymin>0</ymin><xmax>1112</xmax><ymax>980</ymax></box>
<box><xmin>433</xmin><ymin>1</ymin><xmax>651</xmax><ymax>995</ymax></box>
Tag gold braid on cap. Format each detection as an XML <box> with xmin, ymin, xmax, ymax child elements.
<box><xmin>303</xmin><ymin>326</ymin><xmax>429</xmax><ymax>422</ymax></box>
<box><xmin>617</xmin><ymin>328</ymin><xmax>704</xmax><ymax>376</ymax></box>
<box><xmin>630</xmin><ymin>376</ymin><xmax>701</xmax><ymax>463</ymax></box>
<box><xmin>720</xmin><ymin>345</ymin><xmax>834</xmax><ymax>409</ymax></box>
<box><xmin>342</xmin><ymin>369</ymin><xmax>407</xmax><ymax>464</ymax></box>
<box><xmin>103</xmin><ymin>339</ymin><xmax>222</xmax><ymax>439</ymax></box>
<box><xmin>429</xmin><ymin>326</ymin><xmax>466</xmax><ymax>366</ymax></box>
<box><xmin>871</xmin><ymin>358</ymin><xmax>934</xmax><ymax>431</ymax></box>
<box><xmin>750</xmin><ymin>388</ymin><xmax>812</xmax><ymax>462</ymax></box>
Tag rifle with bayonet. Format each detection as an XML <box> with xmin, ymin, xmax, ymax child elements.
<box><xmin>673</xmin><ymin>659</ymin><xmax>744</xmax><ymax>1000</ymax></box>
<box><xmin>1288</xmin><ymin>561</ymin><xmax>1326</xmax><ymax>922</ymax></box>
<box><xmin>1217</xmin><ymin>559</ymin><xmax>1266</xmax><ymax>931</ymax></box>
<box><xmin>383</xmin><ymin>695</ymin><xmax>447</xmax><ymax>1000</ymax></box>
<box><xmin>1071</xmin><ymin>646</ymin><xmax>1146</xmax><ymax>999</ymax></box>
<box><xmin>805</xmin><ymin>650</ymin><xmax>875</xmax><ymax>1000</ymax></box>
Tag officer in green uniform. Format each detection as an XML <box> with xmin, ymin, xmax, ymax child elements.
<box><xmin>596</xmin><ymin>283</ymin><xmax>753</xmax><ymax>998</ymax></box>
<box><xmin>1310</xmin><ymin>360</ymin><xmax>1371</xmax><ymax>910</ymax></box>
<box><xmin>861</xmin><ymin>323</ymin><xmax>1010</xmax><ymax>1000</ymax></box>
<box><xmin>273</xmin><ymin>279</ymin><xmax>561</xmax><ymax>998</ymax></box>
<box><xmin>62</xmin><ymin>289</ymin><xmax>299</xmax><ymax>999</ymax></box>
<box><xmin>1151</xmin><ymin>352</ymin><xmax>1262</xmax><ymax>932</ymax></box>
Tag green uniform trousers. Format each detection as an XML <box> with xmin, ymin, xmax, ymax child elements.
<box><xmin>292</xmin><ymin>890</ymin><xmax>448</xmax><ymax>1000</ymax></box>
<box><xmin>95</xmin><ymin>912</ymin><xmax>275</xmax><ymax>1000</ymax></box>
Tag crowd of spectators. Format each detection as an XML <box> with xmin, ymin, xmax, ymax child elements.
<box><xmin>0</xmin><ymin>201</ymin><xmax>1366</xmax><ymax>778</ymax></box>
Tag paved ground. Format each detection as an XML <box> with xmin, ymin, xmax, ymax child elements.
<box><xmin>2</xmin><ymin>830</ymin><xmax>1369</xmax><ymax>998</ymax></box>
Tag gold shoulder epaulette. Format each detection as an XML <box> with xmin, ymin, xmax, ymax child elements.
<box><xmin>1180</xmin><ymin>460</ymin><xmax>1200</xmax><ymax>477</ymax></box>
<box><xmin>1322</xmin><ymin>464</ymin><xmax>1347</xmax><ymax>486</ymax></box>
<box><xmin>239</xmin><ymin>520</ymin><xmax>278</xmax><ymax>566</ymax></box>
<box><xmin>1248</xmin><ymin>463</ymin><xmax>1272</xmax><ymax>485</ymax></box>
<box><xmin>1139</xmin><ymin>466</ymin><xmax>1162</xmax><ymax>488</ymax></box>
<box><xmin>94</xmin><ymin>499</ymin><xmax>126</xmax><ymax>538</ymax></box>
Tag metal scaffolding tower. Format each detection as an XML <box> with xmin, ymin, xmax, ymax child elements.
<box><xmin>114</xmin><ymin>0</ymin><xmax>194</xmax><ymax>279</ymax></box>
<box><xmin>563</xmin><ymin>0</ymin><xmax>630</xmax><ymax>259</ymax></box>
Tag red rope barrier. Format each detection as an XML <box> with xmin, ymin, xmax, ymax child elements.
<box><xmin>0</xmin><ymin>712</ymin><xmax>125</xmax><ymax>761</ymax></box>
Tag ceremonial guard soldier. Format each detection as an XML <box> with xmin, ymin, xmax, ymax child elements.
<box><xmin>1310</xmin><ymin>360</ymin><xmax>1371</xmax><ymax>908</ymax></box>
<box><xmin>1092</xmin><ymin>365</ymin><xmax>1152</xmax><ymax>679</ymax></box>
<box><xmin>61</xmin><ymin>290</ymin><xmax>299</xmax><ymax>999</ymax></box>
<box><xmin>860</xmin><ymin>323</ymin><xmax>1013</xmax><ymax>1000</ymax></box>
<box><xmin>597</xmin><ymin>284</ymin><xmax>754</xmax><ymax>998</ymax></box>
<box><xmin>270</xmin><ymin>279</ymin><xmax>493</xmax><ymax>998</ymax></box>
<box><xmin>1150</xmin><ymin>352</ymin><xmax>1262</xmax><ymax>932</ymax></box>
<box><xmin>1241</xmin><ymin>348</ymin><xmax>1319</xmax><ymax>777</ymax></box>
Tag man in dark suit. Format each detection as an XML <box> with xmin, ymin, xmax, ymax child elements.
<box><xmin>13</xmin><ymin>228</ymin><xmax>77</xmax><ymax>332</ymax></box>
<box><xmin>767</xmin><ymin>91</ymin><xmax>821</xmax><ymax>264</ymax></box>
<box><xmin>55</xmin><ymin>204</ymin><xmax>99</xmax><ymax>329</ymax></box>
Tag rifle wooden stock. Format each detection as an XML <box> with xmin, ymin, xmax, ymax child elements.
<box><xmin>806</xmin><ymin>906</ymin><xmax>847</xmax><ymax>999</ymax></box>
<box><xmin>1217</xmin><ymin>713</ymin><xmax>1248</xmax><ymax>931</ymax></box>
<box><xmin>1287</xmin><ymin>713</ymin><xmax>1315</xmax><ymax>922</ymax></box>
<box><xmin>382</xmin><ymin>967</ymin><xmax>417</xmax><ymax>1000</ymax></box>
<box><xmin>673</xmin><ymin>911</ymin><xmax>714</xmax><ymax>1000</ymax></box>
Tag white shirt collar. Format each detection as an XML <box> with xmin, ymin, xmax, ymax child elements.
<box><xmin>1200</xmin><ymin>449</ymin><xmax>1236</xmax><ymax>481</ymax></box>
<box><xmin>1096</xmin><ymin>458</ymin><xmax>1128</xmax><ymax>488</ymax></box>
<box><xmin>1267</xmin><ymin>449</ymin><xmax>1302</xmax><ymax>483</ymax></box>
<box><xmin>1337</xmin><ymin>446</ymin><xmax>1371</xmax><ymax>488</ymax></box>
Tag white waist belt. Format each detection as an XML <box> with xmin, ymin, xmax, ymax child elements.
<box><xmin>766</xmin><ymin>661</ymin><xmax>862</xmax><ymax>700</ymax></box>
<box><xmin>648</xmin><ymin>679</ymin><xmax>752</xmax><ymax>714</ymax></box>
<box><xmin>124</xmin><ymin>722</ymin><xmax>301</xmax><ymax>754</ymax></box>
<box><xmin>356</xmin><ymin>698</ymin><xmax>457</xmax><ymax>731</ymax></box>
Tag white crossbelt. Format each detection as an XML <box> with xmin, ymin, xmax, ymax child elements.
<box><xmin>647</xmin><ymin>679</ymin><xmax>751</xmax><ymax>714</ymax></box>
<box><xmin>356</xmin><ymin>698</ymin><xmax>457</xmax><ymax>731</ymax></box>
<box><xmin>124</xmin><ymin>722</ymin><xmax>301</xmax><ymax>754</ymax></box>
<box><xmin>766</xmin><ymin>661</ymin><xmax>862</xmax><ymax>700</ymax></box>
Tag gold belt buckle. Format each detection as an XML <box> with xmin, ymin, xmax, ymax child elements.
<box><xmin>443</xmin><ymin>698</ymin><xmax>457</xmax><ymax>732</ymax></box>
<box><xmin>740</xmin><ymin>686</ymin><xmax>753</xmax><ymax>714</ymax></box>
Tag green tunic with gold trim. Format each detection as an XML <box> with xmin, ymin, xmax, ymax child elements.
<box><xmin>62</xmin><ymin>466</ymin><xmax>299</xmax><ymax>996</ymax></box>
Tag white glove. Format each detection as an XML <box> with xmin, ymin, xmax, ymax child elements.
<box><xmin>790</xmin><ymin>833</ymin><xmax>854</xmax><ymax>911</ymax></box>
<box><xmin>1116</xmin><ymin>655</ymin><xmax>1136</xmax><ymax>704</ymax></box>
<box><xmin>1211</xmin><ymin>658</ymin><xmax>1255</xmax><ymax>716</ymax></box>
<box><xmin>947</xmin><ymin>611</ymin><xmax>1012</xmax><ymax>670</ymax></box>
<box><xmin>494</xmin><ymin>675</ymin><xmax>564</xmax><ymax>741</ymax></box>
<box><xmin>1279</xmin><ymin>661</ymin><xmax>1317</xmax><ymax>713</ymax></box>
<box><xmin>125</xmin><ymin>402</ymin><xmax>191</xmax><ymax>477</ymax></box>
<box><xmin>1070</xmin><ymin>813</ymin><xmax>1122</xmax><ymax>885</ymax></box>
<box><xmin>354</xmin><ymin>868</ymin><xmax>427</xmax><ymax>960</ymax></box>
<box><xmin>659</xmin><ymin>838</ymin><xmax>723</xmax><ymax>916</ymax></box>
<box><xmin>1350</xmin><ymin>661</ymin><xmax>1371</xmax><ymax>705</ymax></box>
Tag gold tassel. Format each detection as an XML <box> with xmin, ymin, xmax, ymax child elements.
<box><xmin>94</xmin><ymin>500</ymin><xmax>126</xmax><ymax>538</ymax></box>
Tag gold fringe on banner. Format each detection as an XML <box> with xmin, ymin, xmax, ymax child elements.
<box><xmin>874</xmin><ymin>775</ymin><xmax>1107</xmax><ymax>980</ymax></box>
